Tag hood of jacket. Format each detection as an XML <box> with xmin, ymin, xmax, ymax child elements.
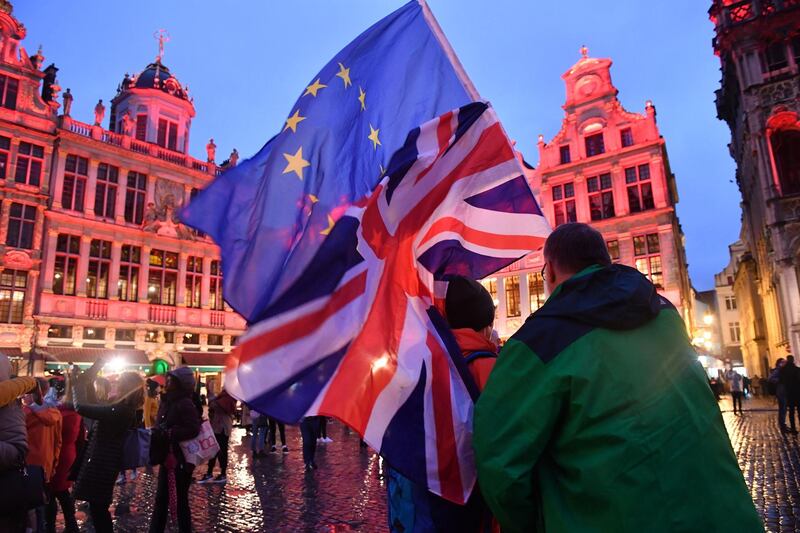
<box><xmin>168</xmin><ymin>366</ymin><xmax>195</xmax><ymax>393</ymax></box>
<box><xmin>537</xmin><ymin>264</ymin><xmax>664</xmax><ymax>331</ymax></box>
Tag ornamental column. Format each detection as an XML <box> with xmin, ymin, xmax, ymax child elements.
<box><xmin>115</xmin><ymin>169</ymin><xmax>128</xmax><ymax>225</ymax></box>
<box><xmin>76</xmin><ymin>235</ymin><xmax>92</xmax><ymax>296</ymax></box>
<box><xmin>650</xmin><ymin>154</ymin><xmax>668</xmax><ymax>209</ymax></box>
<box><xmin>0</xmin><ymin>199</ymin><xmax>9</xmax><ymax>244</ymax></box>
<box><xmin>108</xmin><ymin>242</ymin><xmax>122</xmax><ymax>299</ymax></box>
<box><xmin>139</xmin><ymin>245</ymin><xmax>151</xmax><ymax>302</ymax></box>
<box><xmin>32</xmin><ymin>206</ymin><xmax>46</xmax><ymax>256</ymax></box>
<box><xmin>84</xmin><ymin>160</ymin><xmax>99</xmax><ymax>218</ymax></box>
<box><xmin>41</xmin><ymin>231</ymin><xmax>58</xmax><ymax>292</ymax></box>
<box><xmin>177</xmin><ymin>252</ymin><xmax>188</xmax><ymax>306</ymax></box>
<box><xmin>611</xmin><ymin>163</ymin><xmax>629</xmax><ymax>217</ymax></box>
<box><xmin>51</xmin><ymin>150</ymin><xmax>68</xmax><ymax>209</ymax></box>
<box><xmin>574</xmin><ymin>173</ymin><xmax>588</xmax><ymax>223</ymax></box>
<box><xmin>520</xmin><ymin>273</ymin><xmax>531</xmax><ymax>317</ymax></box>
<box><xmin>201</xmin><ymin>257</ymin><xmax>212</xmax><ymax>308</ymax></box>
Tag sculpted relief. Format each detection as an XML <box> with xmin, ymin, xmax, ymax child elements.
<box><xmin>142</xmin><ymin>178</ymin><xmax>195</xmax><ymax>240</ymax></box>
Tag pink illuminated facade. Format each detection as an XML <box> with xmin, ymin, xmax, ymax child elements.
<box><xmin>486</xmin><ymin>49</ymin><xmax>694</xmax><ymax>339</ymax></box>
<box><xmin>0</xmin><ymin>2</ymin><xmax>245</xmax><ymax>374</ymax></box>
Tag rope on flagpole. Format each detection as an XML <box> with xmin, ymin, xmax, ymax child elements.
<box><xmin>418</xmin><ymin>0</ymin><xmax>482</xmax><ymax>102</ymax></box>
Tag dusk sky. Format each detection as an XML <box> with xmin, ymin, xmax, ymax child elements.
<box><xmin>16</xmin><ymin>1</ymin><xmax>735</xmax><ymax>290</ymax></box>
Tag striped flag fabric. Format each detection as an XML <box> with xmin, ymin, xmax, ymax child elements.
<box><xmin>225</xmin><ymin>101</ymin><xmax>550</xmax><ymax>503</ymax></box>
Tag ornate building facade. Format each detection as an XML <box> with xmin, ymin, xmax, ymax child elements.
<box><xmin>486</xmin><ymin>49</ymin><xmax>694</xmax><ymax>340</ymax></box>
<box><xmin>710</xmin><ymin>0</ymin><xmax>800</xmax><ymax>376</ymax></box>
<box><xmin>0</xmin><ymin>2</ymin><xmax>245</xmax><ymax>375</ymax></box>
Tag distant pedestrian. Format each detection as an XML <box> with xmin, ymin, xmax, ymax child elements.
<box><xmin>779</xmin><ymin>356</ymin><xmax>800</xmax><ymax>434</ymax></box>
<box><xmin>725</xmin><ymin>368</ymin><xmax>744</xmax><ymax>415</ymax></box>
<box><xmin>72</xmin><ymin>362</ymin><xmax>144</xmax><ymax>533</ymax></box>
<box><xmin>251</xmin><ymin>411</ymin><xmax>269</xmax><ymax>458</ymax></box>
<box><xmin>300</xmin><ymin>416</ymin><xmax>321</xmax><ymax>470</ymax></box>
<box><xmin>268</xmin><ymin>417</ymin><xmax>288</xmax><ymax>453</ymax></box>
<box><xmin>199</xmin><ymin>388</ymin><xmax>236</xmax><ymax>483</ymax></box>
<box><xmin>769</xmin><ymin>358</ymin><xmax>786</xmax><ymax>429</ymax></box>
<box><xmin>149</xmin><ymin>367</ymin><xmax>202</xmax><ymax>533</ymax></box>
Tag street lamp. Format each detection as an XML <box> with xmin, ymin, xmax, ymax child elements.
<box><xmin>703</xmin><ymin>314</ymin><xmax>714</xmax><ymax>326</ymax></box>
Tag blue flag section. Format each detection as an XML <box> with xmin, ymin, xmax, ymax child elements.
<box><xmin>181</xmin><ymin>0</ymin><xmax>474</xmax><ymax>323</ymax></box>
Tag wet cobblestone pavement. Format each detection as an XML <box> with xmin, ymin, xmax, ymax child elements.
<box><xmin>58</xmin><ymin>398</ymin><xmax>796</xmax><ymax>532</ymax></box>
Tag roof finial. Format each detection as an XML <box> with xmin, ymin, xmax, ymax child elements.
<box><xmin>154</xmin><ymin>29</ymin><xmax>170</xmax><ymax>63</ymax></box>
<box><xmin>580</xmin><ymin>45</ymin><xmax>589</xmax><ymax>59</ymax></box>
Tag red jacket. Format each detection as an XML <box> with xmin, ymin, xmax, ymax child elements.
<box><xmin>50</xmin><ymin>406</ymin><xmax>83</xmax><ymax>492</ymax></box>
<box><xmin>24</xmin><ymin>406</ymin><xmax>62</xmax><ymax>482</ymax></box>
<box><xmin>451</xmin><ymin>328</ymin><xmax>498</xmax><ymax>391</ymax></box>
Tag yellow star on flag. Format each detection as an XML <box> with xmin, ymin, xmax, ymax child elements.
<box><xmin>320</xmin><ymin>214</ymin><xmax>335</xmax><ymax>235</ymax></box>
<box><xmin>284</xmin><ymin>110</ymin><xmax>306</xmax><ymax>133</ymax></box>
<box><xmin>379</xmin><ymin>164</ymin><xmax>386</xmax><ymax>178</ymax></box>
<box><xmin>308</xmin><ymin>194</ymin><xmax>319</xmax><ymax>204</ymax></box>
<box><xmin>303</xmin><ymin>78</ymin><xmax>327</xmax><ymax>97</ymax></box>
<box><xmin>368</xmin><ymin>124</ymin><xmax>381</xmax><ymax>150</ymax></box>
<box><xmin>336</xmin><ymin>63</ymin><xmax>352</xmax><ymax>88</ymax></box>
<box><xmin>358</xmin><ymin>86</ymin><xmax>366</xmax><ymax>111</ymax></box>
<box><xmin>282</xmin><ymin>147</ymin><xmax>310</xmax><ymax>180</ymax></box>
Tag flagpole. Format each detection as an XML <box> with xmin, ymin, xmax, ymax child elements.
<box><xmin>418</xmin><ymin>0</ymin><xmax>481</xmax><ymax>101</ymax></box>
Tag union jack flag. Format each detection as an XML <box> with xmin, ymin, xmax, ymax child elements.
<box><xmin>225</xmin><ymin>102</ymin><xmax>549</xmax><ymax>503</ymax></box>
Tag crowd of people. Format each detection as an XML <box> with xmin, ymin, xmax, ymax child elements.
<box><xmin>0</xmin><ymin>223</ymin><xmax>768</xmax><ymax>532</ymax></box>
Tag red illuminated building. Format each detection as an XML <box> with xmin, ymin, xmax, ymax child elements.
<box><xmin>486</xmin><ymin>48</ymin><xmax>694</xmax><ymax>339</ymax></box>
<box><xmin>0</xmin><ymin>2</ymin><xmax>245</xmax><ymax>376</ymax></box>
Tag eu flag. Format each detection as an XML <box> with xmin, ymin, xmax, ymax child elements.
<box><xmin>181</xmin><ymin>0</ymin><xmax>475</xmax><ymax>322</ymax></box>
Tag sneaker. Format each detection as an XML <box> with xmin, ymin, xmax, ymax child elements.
<box><xmin>270</xmin><ymin>445</ymin><xmax>277</xmax><ymax>454</ymax></box>
<box><xmin>197</xmin><ymin>473</ymin><xmax>214</xmax><ymax>484</ymax></box>
<box><xmin>282</xmin><ymin>445</ymin><xmax>289</xmax><ymax>454</ymax></box>
<box><xmin>213</xmin><ymin>475</ymin><xmax>228</xmax><ymax>484</ymax></box>
<box><xmin>324</xmin><ymin>437</ymin><xmax>333</xmax><ymax>443</ymax></box>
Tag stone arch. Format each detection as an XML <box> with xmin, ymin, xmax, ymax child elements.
<box><xmin>767</xmin><ymin>107</ymin><xmax>800</xmax><ymax>196</ymax></box>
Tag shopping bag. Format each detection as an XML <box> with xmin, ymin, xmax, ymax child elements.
<box><xmin>121</xmin><ymin>428</ymin><xmax>151</xmax><ymax>469</ymax></box>
<box><xmin>179</xmin><ymin>420</ymin><xmax>219</xmax><ymax>466</ymax></box>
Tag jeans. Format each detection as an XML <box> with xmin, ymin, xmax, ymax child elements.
<box><xmin>46</xmin><ymin>490</ymin><xmax>78</xmax><ymax>533</ymax></box>
<box><xmin>268</xmin><ymin>418</ymin><xmax>286</xmax><ymax>447</ymax></box>
<box><xmin>207</xmin><ymin>432</ymin><xmax>229</xmax><ymax>475</ymax></box>
<box><xmin>789</xmin><ymin>397</ymin><xmax>799</xmax><ymax>431</ymax></box>
<box><xmin>300</xmin><ymin>417</ymin><xmax>321</xmax><ymax>465</ymax></box>
<box><xmin>779</xmin><ymin>395</ymin><xmax>787</xmax><ymax>428</ymax></box>
<box><xmin>319</xmin><ymin>417</ymin><xmax>328</xmax><ymax>439</ymax></box>
<box><xmin>252</xmin><ymin>424</ymin><xmax>268</xmax><ymax>454</ymax></box>
<box><xmin>732</xmin><ymin>391</ymin><xmax>744</xmax><ymax>413</ymax></box>
<box><xmin>88</xmin><ymin>500</ymin><xmax>113</xmax><ymax>533</ymax></box>
<box><xmin>150</xmin><ymin>464</ymin><xmax>193</xmax><ymax>533</ymax></box>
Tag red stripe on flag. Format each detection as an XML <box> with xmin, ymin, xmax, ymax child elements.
<box><xmin>233</xmin><ymin>270</ymin><xmax>368</xmax><ymax>366</ymax></box>
<box><xmin>419</xmin><ymin>216</ymin><xmax>545</xmax><ymax>250</ymax></box>
<box><xmin>414</xmin><ymin>111</ymin><xmax>454</xmax><ymax>185</ymax></box>
<box><xmin>427</xmin><ymin>331</ymin><xmax>464</xmax><ymax>503</ymax></box>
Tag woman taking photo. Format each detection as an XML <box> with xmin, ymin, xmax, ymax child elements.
<box><xmin>71</xmin><ymin>360</ymin><xmax>144</xmax><ymax>532</ymax></box>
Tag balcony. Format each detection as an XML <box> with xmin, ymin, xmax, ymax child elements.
<box><xmin>149</xmin><ymin>305</ymin><xmax>177</xmax><ymax>325</ymax></box>
<box><xmin>85</xmin><ymin>299</ymin><xmax>108</xmax><ymax>320</ymax></box>
<box><xmin>63</xmin><ymin>118</ymin><xmax>215</xmax><ymax>175</ymax></box>
<box><xmin>711</xmin><ymin>0</ymin><xmax>800</xmax><ymax>30</ymax></box>
<box><xmin>210</xmin><ymin>311</ymin><xmax>225</xmax><ymax>328</ymax></box>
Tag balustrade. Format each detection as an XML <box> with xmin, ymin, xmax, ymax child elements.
<box><xmin>210</xmin><ymin>311</ymin><xmax>225</xmax><ymax>328</ymax></box>
<box><xmin>149</xmin><ymin>304</ymin><xmax>177</xmax><ymax>324</ymax></box>
<box><xmin>85</xmin><ymin>299</ymin><xmax>108</xmax><ymax>320</ymax></box>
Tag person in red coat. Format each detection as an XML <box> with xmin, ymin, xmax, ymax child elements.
<box><xmin>46</xmin><ymin>376</ymin><xmax>84</xmax><ymax>533</ymax></box>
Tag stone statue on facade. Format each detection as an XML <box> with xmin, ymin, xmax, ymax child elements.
<box><xmin>94</xmin><ymin>99</ymin><xmax>105</xmax><ymax>126</ymax></box>
<box><xmin>229</xmin><ymin>148</ymin><xmax>239</xmax><ymax>167</ymax></box>
<box><xmin>121</xmin><ymin>111</ymin><xmax>134</xmax><ymax>136</ymax></box>
<box><xmin>206</xmin><ymin>138</ymin><xmax>216</xmax><ymax>163</ymax></box>
<box><xmin>142</xmin><ymin>202</ymin><xmax>160</xmax><ymax>232</ymax></box>
<box><xmin>62</xmin><ymin>88</ymin><xmax>73</xmax><ymax>116</ymax></box>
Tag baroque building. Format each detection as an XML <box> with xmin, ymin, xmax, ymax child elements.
<box><xmin>714</xmin><ymin>240</ymin><xmax>746</xmax><ymax>362</ymax></box>
<box><xmin>710</xmin><ymin>0</ymin><xmax>800</xmax><ymax>376</ymax></box>
<box><xmin>0</xmin><ymin>2</ymin><xmax>245</xmax><ymax>376</ymax></box>
<box><xmin>486</xmin><ymin>49</ymin><xmax>694</xmax><ymax>340</ymax></box>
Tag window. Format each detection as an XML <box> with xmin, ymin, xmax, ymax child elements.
<box><xmin>14</xmin><ymin>142</ymin><xmax>44</xmax><ymax>186</ymax></box>
<box><xmin>53</xmin><ymin>234</ymin><xmax>80</xmax><ymax>295</ymax></box>
<box><xmin>725</xmin><ymin>295</ymin><xmax>737</xmax><ymax>311</ymax></box>
<box><xmin>47</xmin><ymin>325</ymin><xmax>72</xmax><ymax>339</ymax></box>
<box><xmin>504</xmin><ymin>276</ymin><xmax>521</xmax><ymax>317</ymax></box>
<box><xmin>145</xmin><ymin>330</ymin><xmax>176</xmax><ymax>343</ymax></box>
<box><xmin>771</xmin><ymin>130</ymin><xmax>800</xmax><ymax>196</ymax></box>
<box><xmin>0</xmin><ymin>270</ymin><xmax>26</xmax><ymax>323</ymax></box>
<box><xmin>84</xmin><ymin>327</ymin><xmax>105</xmax><ymax>341</ymax></box>
<box><xmin>148</xmin><ymin>249</ymin><xmax>178</xmax><ymax>306</ymax></box>
<box><xmin>87</xmin><ymin>239</ymin><xmax>111</xmax><ymax>299</ymax></box>
<box><xmin>62</xmin><ymin>154</ymin><xmax>88</xmax><ymax>211</ymax></box>
<box><xmin>0</xmin><ymin>136</ymin><xmax>10</xmax><ymax>178</ymax></box>
<box><xmin>528</xmin><ymin>272</ymin><xmax>545</xmax><ymax>312</ymax></box>
<box><xmin>6</xmin><ymin>203</ymin><xmax>36</xmax><ymax>249</ymax></box>
<box><xmin>585</xmin><ymin>133</ymin><xmax>605</xmax><ymax>157</ymax></box>
<box><xmin>729</xmin><ymin>322</ymin><xmax>741</xmax><ymax>343</ymax></box>
<box><xmin>157</xmin><ymin>118</ymin><xmax>179</xmax><ymax>151</ymax></box>
<box><xmin>633</xmin><ymin>233</ymin><xmax>662</xmax><ymax>288</ymax></box>
<box><xmin>559</xmin><ymin>145</ymin><xmax>571</xmax><ymax>165</ymax></box>
<box><xmin>185</xmin><ymin>256</ymin><xmax>203</xmax><ymax>309</ymax></box>
<box><xmin>208</xmin><ymin>334</ymin><xmax>223</xmax><ymax>346</ymax></box>
<box><xmin>115</xmin><ymin>329</ymin><xmax>136</xmax><ymax>342</ymax></box>
<box><xmin>94</xmin><ymin>163</ymin><xmax>118</xmax><ymax>219</ymax></box>
<box><xmin>0</xmin><ymin>74</ymin><xmax>18</xmax><ymax>110</ymax></box>
<box><xmin>620</xmin><ymin>128</ymin><xmax>634</xmax><ymax>148</ymax></box>
<box><xmin>118</xmin><ymin>245</ymin><xmax>140</xmax><ymax>302</ymax></box>
<box><xmin>210</xmin><ymin>260</ymin><xmax>224</xmax><ymax>311</ymax></box>
<box><xmin>182</xmin><ymin>332</ymin><xmax>200</xmax><ymax>345</ymax></box>
<box><xmin>765</xmin><ymin>41</ymin><xmax>788</xmax><ymax>72</ymax></box>
<box><xmin>552</xmin><ymin>183</ymin><xmax>577</xmax><ymax>226</ymax></box>
<box><xmin>481</xmin><ymin>278</ymin><xmax>498</xmax><ymax>305</ymax></box>
<box><xmin>607</xmin><ymin>240</ymin><xmax>620</xmax><ymax>261</ymax></box>
<box><xmin>587</xmin><ymin>173</ymin><xmax>615</xmax><ymax>221</ymax></box>
<box><xmin>135</xmin><ymin>114</ymin><xmax>147</xmax><ymax>141</ymax></box>
<box><xmin>125</xmin><ymin>171</ymin><xmax>147</xmax><ymax>224</ymax></box>
<box><xmin>626</xmin><ymin>164</ymin><xmax>655</xmax><ymax>213</ymax></box>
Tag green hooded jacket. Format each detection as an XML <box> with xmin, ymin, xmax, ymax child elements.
<box><xmin>473</xmin><ymin>264</ymin><xmax>762</xmax><ymax>533</ymax></box>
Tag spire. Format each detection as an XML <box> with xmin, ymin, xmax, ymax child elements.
<box><xmin>153</xmin><ymin>29</ymin><xmax>170</xmax><ymax>63</ymax></box>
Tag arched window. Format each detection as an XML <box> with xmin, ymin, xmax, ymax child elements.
<box><xmin>773</xmin><ymin>130</ymin><xmax>800</xmax><ymax>195</ymax></box>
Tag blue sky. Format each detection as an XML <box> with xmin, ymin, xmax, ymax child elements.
<box><xmin>16</xmin><ymin>1</ymin><xmax>736</xmax><ymax>290</ymax></box>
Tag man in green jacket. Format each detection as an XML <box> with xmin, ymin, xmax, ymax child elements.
<box><xmin>473</xmin><ymin>223</ymin><xmax>762</xmax><ymax>532</ymax></box>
